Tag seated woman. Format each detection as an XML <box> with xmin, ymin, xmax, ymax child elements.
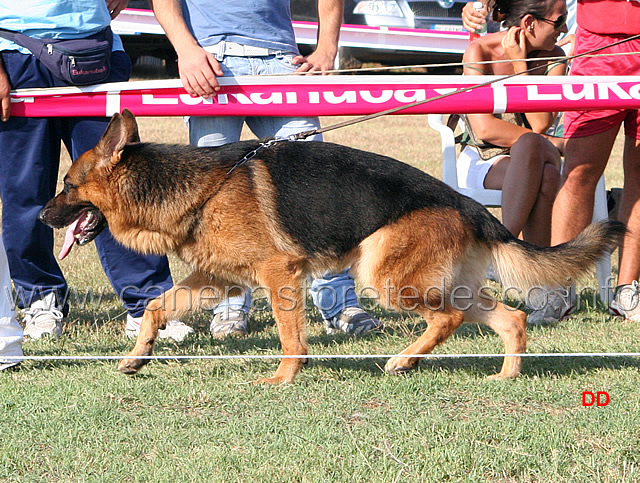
<box><xmin>461</xmin><ymin>0</ymin><xmax>568</xmax><ymax>323</ymax></box>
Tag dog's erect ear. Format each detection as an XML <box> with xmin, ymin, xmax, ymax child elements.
<box><xmin>95</xmin><ymin>110</ymin><xmax>139</xmax><ymax>168</ymax></box>
<box><xmin>121</xmin><ymin>109</ymin><xmax>140</xmax><ymax>143</ymax></box>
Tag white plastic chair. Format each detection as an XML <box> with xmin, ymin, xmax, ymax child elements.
<box><xmin>428</xmin><ymin>113</ymin><xmax>612</xmax><ymax>303</ymax></box>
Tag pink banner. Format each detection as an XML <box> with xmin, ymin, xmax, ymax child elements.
<box><xmin>10</xmin><ymin>75</ymin><xmax>640</xmax><ymax>118</ymax></box>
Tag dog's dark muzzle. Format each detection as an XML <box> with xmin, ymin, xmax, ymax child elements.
<box><xmin>38</xmin><ymin>204</ymin><xmax>107</xmax><ymax>260</ymax></box>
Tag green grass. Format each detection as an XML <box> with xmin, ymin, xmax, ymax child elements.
<box><xmin>1</xmin><ymin>99</ymin><xmax>638</xmax><ymax>481</ymax></box>
<box><xmin>4</xmin><ymin>312</ymin><xmax>640</xmax><ymax>481</ymax></box>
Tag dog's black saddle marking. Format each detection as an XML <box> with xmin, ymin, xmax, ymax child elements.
<box><xmin>261</xmin><ymin>141</ymin><xmax>509</xmax><ymax>257</ymax></box>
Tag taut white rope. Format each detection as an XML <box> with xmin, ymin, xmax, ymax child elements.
<box><xmin>3</xmin><ymin>352</ymin><xmax>640</xmax><ymax>362</ymax></box>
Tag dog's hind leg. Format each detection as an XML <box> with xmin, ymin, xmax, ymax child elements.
<box><xmin>466</xmin><ymin>301</ymin><xmax>527</xmax><ymax>379</ymax></box>
<box><xmin>253</xmin><ymin>255</ymin><xmax>308</xmax><ymax>385</ymax></box>
<box><xmin>384</xmin><ymin>307</ymin><xmax>465</xmax><ymax>375</ymax></box>
<box><xmin>118</xmin><ymin>271</ymin><xmax>216</xmax><ymax>375</ymax></box>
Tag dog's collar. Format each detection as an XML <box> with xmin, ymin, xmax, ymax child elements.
<box><xmin>227</xmin><ymin>137</ymin><xmax>291</xmax><ymax>175</ymax></box>
<box><xmin>195</xmin><ymin>139</ymin><xmax>290</xmax><ymax>214</ymax></box>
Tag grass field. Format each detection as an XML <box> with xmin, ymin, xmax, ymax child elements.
<box><xmin>2</xmin><ymin>82</ymin><xmax>640</xmax><ymax>481</ymax></box>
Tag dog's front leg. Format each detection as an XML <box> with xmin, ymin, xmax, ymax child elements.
<box><xmin>117</xmin><ymin>305</ymin><xmax>163</xmax><ymax>374</ymax></box>
<box><xmin>118</xmin><ymin>271</ymin><xmax>214</xmax><ymax>375</ymax></box>
<box><xmin>254</xmin><ymin>257</ymin><xmax>307</xmax><ymax>384</ymax></box>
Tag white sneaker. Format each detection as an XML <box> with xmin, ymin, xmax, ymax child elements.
<box><xmin>485</xmin><ymin>264</ymin><xmax>500</xmax><ymax>283</ymax></box>
<box><xmin>125</xmin><ymin>314</ymin><xmax>194</xmax><ymax>342</ymax></box>
<box><xmin>209</xmin><ymin>309</ymin><xmax>249</xmax><ymax>338</ymax></box>
<box><xmin>610</xmin><ymin>281</ymin><xmax>640</xmax><ymax>322</ymax></box>
<box><xmin>324</xmin><ymin>306</ymin><xmax>383</xmax><ymax>335</ymax></box>
<box><xmin>0</xmin><ymin>361</ymin><xmax>20</xmax><ymax>371</ymax></box>
<box><xmin>23</xmin><ymin>293</ymin><xmax>64</xmax><ymax>339</ymax></box>
<box><xmin>527</xmin><ymin>289</ymin><xmax>574</xmax><ymax>326</ymax></box>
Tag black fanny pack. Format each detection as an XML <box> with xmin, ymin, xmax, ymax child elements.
<box><xmin>0</xmin><ymin>26</ymin><xmax>113</xmax><ymax>85</ymax></box>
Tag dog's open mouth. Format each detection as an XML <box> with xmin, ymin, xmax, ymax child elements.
<box><xmin>58</xmin><ymin>208</ymin><xmax>106</xmax><ymax>260</ymax></box>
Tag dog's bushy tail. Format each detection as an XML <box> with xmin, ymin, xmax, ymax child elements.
<box><xmin>490</xmin><ymin>220</ymin><xmax>626</xmax><ymax>292</ymax></box>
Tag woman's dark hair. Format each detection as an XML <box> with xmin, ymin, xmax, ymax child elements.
<box><xmin>493</xmin><ymin>0</ymin><xmax>556</xmax><ymax>27</ymax></box>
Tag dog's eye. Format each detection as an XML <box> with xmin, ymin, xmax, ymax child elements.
<box><xmin>63</xmin><ymin>181</ymin><xmax>77</xmax><ymax>193</ymax></box>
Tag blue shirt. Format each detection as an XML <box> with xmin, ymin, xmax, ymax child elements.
<box><xmin>182</xmin><ymin>0</ymin><xmax>299</xmax><ymax>54</ymax></box>
<box><xmin>0</xmin><ymin>0</ymin><xmax>124</xmax><ymax>54</ymax></box>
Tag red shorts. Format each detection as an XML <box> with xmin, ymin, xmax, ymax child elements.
<box><xmin>564</xmin><ymin>27</ymin><xmax>640</xmax><ymax>140</ymax></box>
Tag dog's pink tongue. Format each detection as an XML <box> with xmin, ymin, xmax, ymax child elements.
<box><xmin>58</xmin><ymin>219</ymin><xmax>80</xmax><ymax>260</ymax></box>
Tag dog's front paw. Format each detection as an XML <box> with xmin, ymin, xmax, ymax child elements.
<box><xmin>117</xmin><ymin>357</ymin><xmax>147</xmax><ymax>375</ymax></box>
<box><xmin>253</xmin><ymin>376</ymin><xmax>291</xmax><ymax>385</ymax></box>
<box><xmin>384</xmin><ymin>357</ymin><xmax>419</xmax><ymax>376</ymax></box>
<box><xmin>487</xmin><ymin>371</ymin><xmax>519</xmax><ymax>380</ymax></box>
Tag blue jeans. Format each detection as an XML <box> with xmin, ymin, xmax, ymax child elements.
<box><xmin>189</xmin><ymin>53</ymin><xmax>322</xmax><ymax>144</ymax></box>
<box><xmin>0</xmin><ymin>51</ymin><xmax>173</xmax><ymax>317</ymax></box>
<box><xmin>190</xmin><ymin>53</ymin><xmax>359</xmax><ymax>319</ymax></box>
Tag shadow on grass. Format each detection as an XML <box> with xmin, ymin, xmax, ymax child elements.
<box><xmin>413</xmin><ymin>354</ymin><xmax>640</xmax><ymax>379</ymax></box>
<box><xmin>24</xmin><ymin>293</ymin><xmax>639</xmax><ymax>379</ymax></box>
<box><xmin>21</xmin><ymin>337</ymin><xmax>640</xmax><ymax>380</ymax></box>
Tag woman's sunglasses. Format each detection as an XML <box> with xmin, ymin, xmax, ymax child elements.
<box><xmin>533</xmin><ymin>13</ymin><xmax>567</xmax><ymax>30</ymax></box>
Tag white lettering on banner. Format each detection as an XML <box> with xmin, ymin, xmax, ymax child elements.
<box><xmin>395</xmin><ymin>89</ymin><xmax>427</xmax><ymax>103</ymax></box>
<box><xmin>434</xmin><ymin>88</ymin><xmax>458</xmax><ymax>96</ymax></box>
<box><xmin>324</xmin><ymin>91</ymin><xmax>357</xmax><ymax>104</ymax></box>
<box><xmin>142</xmin><ymin>94</ymin><xmax>178</xmax><ymax>105</ymax></box>
<box><xmin>22</xmin><ymin>80</ymin><xmax>640</xmax><ymax>117</ymax></box>
<box><xmin>106</xmin><ymin>92</ymin><xmax>121</xmax><ymax>117</ymax></box>
<box><xmin>563</xmin><ymin>84</ymin><xmax>595</xmax><ymax>100</ymax></box>
<box><xmin>230</xmin><ymin>93</ymin><xmax>252</xmax><ymax>104</ymax></box>
<box><xmin>597</xmin><ymin>83</ymin><xmax>632</xmax><ymax>100</ymax></box>
<box><xmin>527</xmin><ymin>85</ymin><xmax>562</xmax><ymax>101</ymax></box>
<box><xmin>250</xmin><ymin>92</ymin><xmax>283</xmax><ymax>104</ymax></box>
<box><xmin>286</xmin><ymin>92</ymin><xmax>297</xmax><ymax>104</ymax></box>
<box><xmin>629</xmin><ymin>84</ymin><xmax>640</xmax><ymax>100</ymax></box>
<box><xmin>492</xmin><ymin>84</ymin><xmax>507</xmax><ymax>113</ymax></box>
<box><xmin>179</xmin><ymin>95</ymin><xmax>213</xmax><ymax>105</ymax></box>
<box><xmin>360</xmin><ymin>90</ymin><xmax>394</xmax><ymax>103</ymax></box>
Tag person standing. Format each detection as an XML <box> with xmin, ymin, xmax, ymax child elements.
<box><xmin>550</xmin><ymin>0</ymin><xmax>640</xmax><ymax>322</ymax></box>
<box><xmin>0</xmin><ymin>0</ymin><xmax>193</xmax><ymax>341</ymax></box>
<box><xmin>151</xmin><ymin>0</ymin><xmax>382</xmax><ymax>337</ymax></box>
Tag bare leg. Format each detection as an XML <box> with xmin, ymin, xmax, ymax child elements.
<box><xmin>617</xmin><ymin>135</ymin><xmax>640</xmax><ymax>285</ymax></box>
<box><xmin>521</xmin><ymin>163</ymin><xmax>561</xmax><ymax>246</ymax></box>
<box><xmin>484</xmin><ymin>133</ymin><xmax>561</xmax><ymax>245</ymax></box>
<box><xmin>551</xmin><ymin>128</ymin><xmax>617</xmax><ymax>246</ymax></box>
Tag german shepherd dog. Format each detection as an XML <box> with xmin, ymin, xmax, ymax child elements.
<box><xmin>40</xmin><ymin>110</ymin><xmax>624</xmax><ymax>383</ymax></box>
